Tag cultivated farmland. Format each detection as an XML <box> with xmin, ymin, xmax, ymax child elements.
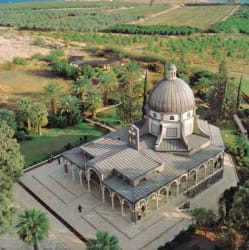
<box><xmin>136</xmin><ymin>5</ymin><xmax>237</xmax><ymax>29</ymax></box>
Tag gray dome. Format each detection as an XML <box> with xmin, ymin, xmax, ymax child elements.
<box><xmin>167</xmin><ymin>64</ymin><xmax>177</xmax><ymax>71</ymax></box>
<box><xmin>148</xmin><ymin>78</ymin><xmax>195</xmax><ymax>114</ymax></box>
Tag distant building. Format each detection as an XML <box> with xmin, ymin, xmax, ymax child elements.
<box><xmin>60</xmin><ymin>64</ymin><xmax>225</xmax><ymax>223</ymax></box>
<box><xmin>69</xmin><ymin>57</ymin><xmax>121</xmax><ymax>70</ymax></box>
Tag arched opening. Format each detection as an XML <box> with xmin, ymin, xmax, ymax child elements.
<box><xmin>197</xmin><ymin>165</ymin><xmax>206</xmax><ymax>183</ymax></box>
<box><xmin>112</xmin><ymin>192</ymin><xmax>121</xmax><ymax>213</ymax></box>
<box><xmin>168</xmin><ymin>181</ymin><xmax>178</xmax><ymax>198</ymax></box>
<box><xmin>188</xmin><ymin>169</ymin><xmax>197</xmax><ymax>188</ymax></box>
<box><xmin>147</xmin><ymin>193</ymin><xmax>158</xmax><ymax>212</ymax></box>
<box><xmin>206</xmin><ymin>160</ymin><xmax>214</xmax><ymax>176</ymax></box>
<box><xmin>81</xmin><ymin>170</ymin><xmax>87</xmax><ymax>185</ymax></box>
<box><xmin>158</xmin><ymin>187</ymin><xmax>168</xmax><ymax>207</ymax></box>
<box><xmin>214</xmin><ymin>156</ymin><xmax>223</xmax><ymax>171</ymax></box>
<box><xmin>89</xmin><ymin>168</ymin><xmax>101</xmax><ymax>197</ymax></box>
<box><xmin>122</xmin><ymin>199</ymin><xmax>132</xmax><ymax>220</ymax></box>
<box><xmin>137</xmin><ymin>200</ymin><xmax>147</xmax><ymax>220</ymax></box>
<box><xmin>179</xmin><ymin>175</ymin><xmax>188</xmax><ymax>194</ymax></box>
<box><xmin>103</xmin><ymin>186</ymin><xmax>112</xmax><ymax>207</ymax></box>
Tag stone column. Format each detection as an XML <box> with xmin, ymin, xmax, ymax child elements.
<box><xmin>71</xmin><ymin>164</ymin><xmax>75</xmax><ymax>181</ymax></box>
<box><xmin>111</xmin><ymin>193</ymin><xmax>114</xmax><ymax>209</ymax></box>
<box><xmin>79</xmin><ymin>170</ymin><xmax>83</xmax><ymax>186</ymax></box>
<box><xmin>102</xmin><ymin>186</ymin><xmax>105</xmax><ymax>203</ymax></box>
<box><xmin>87</xmin><ymin>170</ymin><xmax>91</xmax><ymax>192</ymax></box>
<box><xmin>121</xmin><ymin>200</ymin><xmax>124</xmax><ymax>216</ymax></box>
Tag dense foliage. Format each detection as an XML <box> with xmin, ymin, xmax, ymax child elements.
<box><xmin>0</xmin><ymin>3</ymin><xmax>167</xmax><ymax>31</ymax></box>
<box><xmin>107</xmin><ymin>24</ymin><xmax>200</xmax><ymax>35</ymax></box>
<box><xmin>0</xmin><ymin>121</ymin><xmax>24</xmax><ymax>235</ymax></box>
<box><xmin>210</xmin><ymin>6</ymin><xmax>249</xmax><ymax>34</ymax></box>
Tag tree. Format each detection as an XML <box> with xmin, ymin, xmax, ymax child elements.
<box><xmin>98</xmin><ymin>70</ymin><xmax>118</xmax><ymax>106</ymax></box>
<box><xmin>17</xmin><ymin>98</ymin><xmax>33</xmax><ymax>129</ymax></box>
<box><xmin>209</xmin><ymin>61</ymin><xmax>228</xmax><ymax>120</ymax></box>
<box><xmin>85</xmin><ymin>88</ymin><xmax>103</xmax><ymax>119</ymax></box>
<box><xmin>222</xmin><ymin>79</ymin><xmax>237</xmax><ymax>120</ymax></box>
<box><xmin>236</xmin><ymin>75</ymin><xmax>243</xmax><ymax>110</ymax></box>
<box><xmin>43</xmin><ymin>82</ymin><xmax>61</xmax><ymax>115</ymax></box>
<box><xmin>116</xmin><ymin>61</ymin><xmax>143</xmax><ymax>125</ymax></box>
<box><xmin>0</xmin><ymin>121</ymin><xmax>24</xmax><ymax>235</ymax></box>
<box><xmin>219</xmin><ymin>227</ymin><xmax>237</xmax><ymax>250</ymax></box>
<box><xmin>0</xmin><ymin>109</ymin><xmax>16</xmax><ymax>131</ymax></box>
<box><xmin>16</xmin><ymin>208</ymin><xmax>49</xmax><ymax>250</ymax></box>
<box><xmin>61</xmin><ymin>95</ymin><xmax>80</xmax><ymax>126</ymax></box>
<box><xmin>87</xmin><ymin>231</ymin><xmax>120</xmax><ymax>250</ymax></box>
<box><xmin>229</xmin><ymin>180</ymin><xmax>249</xmax><ymax>231</ymax></box>
<box><xmin>81</xmin><ymin>64</ymin><xmax>95</xmax><ymax>78</ymax></box>
<box><xmin>30</xmin><ymin>103</ymin><xmax>48</xmax><ymax>135</ymax></box>
<box><xmin>142</xmin><ymin>68</ymin><xmax>148</xmax><ymax>118</ymax></box>
<box><xmin>191</xmin><ymin>208</ymin><xmax>216</xmax><ymax>236</ymax></box>
<box><xmin>71</xmin><ymin>76</ymin><xmax>92</xmax><ymax>101</ymax></box>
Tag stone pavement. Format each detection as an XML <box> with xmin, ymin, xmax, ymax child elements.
<box><xmin>0</xmin><ymin>184</ymin><xmax>86</xmax><ymax>250</ymax></box>
<box><xmin>6</xmin><ymin>153</ymin><xmax>238</xmax><ymax>250</ymax></box>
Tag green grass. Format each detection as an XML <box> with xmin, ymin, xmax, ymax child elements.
<box><xmin>219</xmin><ymin>122</ymin><xmax>243</xmax><ymax>148</ymax></box>
<box><xmin>139</xmin><ymin>5</ymin><xmax>235</xmax><ymax>29</ymax></box>
<box><xmin>20</xmin><ymin>123</ymin><xmax>104</xmax><ymax>167</ymax></box>
<box><xmin>0</xmin><ymin>69</ymin><xmax>71</xmax><ymax>104</ymax></box>
<box><xmin>97</xmin><ymin>108</ymin><xmax>122</xmax><ymax>129</ymax></box>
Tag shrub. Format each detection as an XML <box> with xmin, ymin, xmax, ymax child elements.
<box><xmin>31</xmin><ymin>53</ymin><xmax>45</xmax><ymax>61</ymax></box>
<box><xmin>33</xmin><ymin>37</ymin><xmax>44</xmax><ymax>46</ymax></box>
<box><xmin>13</xmin><ymin>57</ymin><xmax>27</xmax><ymax>65</ymax></box>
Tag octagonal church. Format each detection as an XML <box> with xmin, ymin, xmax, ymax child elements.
<box><xmin>60</xmin><ymin>65</ymin><xmax>225</xmax><ymax>223</ymax></box>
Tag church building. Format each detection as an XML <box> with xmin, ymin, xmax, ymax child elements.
<box><xmin>61</xmin><ymin>64</ymin><xmax>225</xmax><ymax>223</ymax></box>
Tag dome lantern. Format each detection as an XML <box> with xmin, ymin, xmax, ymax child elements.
<box><xmin>166</xmin><ymin>64</ymin><xmax>177</xmax><ymax>80</ymax></box>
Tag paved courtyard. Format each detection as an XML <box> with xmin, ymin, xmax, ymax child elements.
<box><xmin>0</xmin><ymin>184</ymin><xmax>86</xmax><ymax>250</ymax></box>
<box><xmin>2</xmin><ymin>153</ymin><xmax>238</xmax><ymax>250</ymax></box>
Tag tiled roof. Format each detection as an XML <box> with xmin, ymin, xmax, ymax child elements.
<box><xmin>90</xmin><ymin>147</ymin><xmax>161</xmax><ymax>179</ymax></box>
<box><xmin>103</xmin><ymin>142</ymin><xmax>223</xmax><ymax>203</ymax></box>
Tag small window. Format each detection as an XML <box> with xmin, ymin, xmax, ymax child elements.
<box><xmin>170</xmin><ymin>115</ymin><xmax>174</xmax><ymax>120</ymax></box>
<box><xmin>187</xmin><ymin>112</ymin><xmax>191</xmax><ymax>118</ymax></box>
<box><xmin>153</xmin><ymin>112</ymin><xmax>157</xmax><ymax>118</ymax></box>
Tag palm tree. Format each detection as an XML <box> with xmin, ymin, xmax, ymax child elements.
<box><xmin>43</xmin><ymin>82</ymin><xmax>61</xmax><ymax>115</ymax></box>
<box><xmin>98</xmin><ymin>70</ymin><xmax>118</xmax><ymax>105</ymax></box>
<box><xmin>60</xmin><ymin>95</ymin><xmax>80</xmax><ymax>125</ymax></box>
<box><xmin>85</xmin><ymin>88</ymin><xmax>102</xmax><ymax>119</ymax></box>
<box><xmin>16</xmin><ymin>208</ymin><xmax>49</xmax><ymax>250</ymax></box>
<box><xmin>30</xmin><ymin>103</ymin><xmax>48</xmax><ymax>135</ymax></box>
<box><xmin>17</xmin><ymin>98</ymin><xmax>33</xmax><ymax>129</ymax></box>
<box><xmin>87</xmin><ymin>231</ymin><xmax>119</xmax><ymax>250</ymax></box>
<box><xmin>71</xmin><ymin>76</ymin><xmax>91</xmax><ymax>101</ymax></box>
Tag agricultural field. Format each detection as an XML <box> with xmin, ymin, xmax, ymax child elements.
<box><xmin>0</xmin><ymin>2</ymin><xmax>169</xmax><ymax>31</ymax></box>
<box><xmin>211</xmin><ymin>5</ymin><xmax>249</xmax><ymax>34</ymax></box>
<box><xmin>136</xmin><ymin>5</ymin><xmax>236</xmax><ymax>29</ymax></box>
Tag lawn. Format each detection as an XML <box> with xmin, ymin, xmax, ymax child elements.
<box><xmin>137</xmin><ymin>5</ymin><xmax>235</xmax><ymax>29</ymax></box>
<box><xmin>219</xmin><ymin>122</ymin><xmax>243</xmax><ymax>148</ymax></box>
<box><xmin>20</xmin><ymin>123</ymin><xmax>104</xmax><ymax>167</ymax></box>
<box><xmin>0</xmin><ymin>69</ymin><xmax>71</xmax><ymax>104</ymax></box>
<box><xmin>97</xmin><ymin>108</ymin><xmax>122</xmax><ymax>129</ymax></box>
